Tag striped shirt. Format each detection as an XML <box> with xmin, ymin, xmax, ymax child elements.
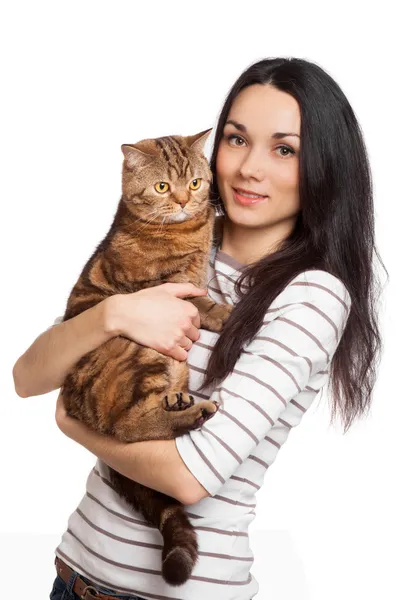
<box><xmin>53</xmin><ymin>245</ymin><xmax>351</xmax><ymax>600</ymax></box>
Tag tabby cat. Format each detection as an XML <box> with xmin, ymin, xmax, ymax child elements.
<box><xmin>59</xmin><ymin>129</ymin><xmax>233</xmax><ymax>586</ymax></box>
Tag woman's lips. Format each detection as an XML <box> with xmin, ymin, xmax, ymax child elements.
<box><xmin>232</xmin><ymin>188</ymin><xmax>269</xmax><ymax>206</ymax></box>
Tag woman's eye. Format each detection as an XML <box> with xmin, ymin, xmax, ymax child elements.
<box><xmin>225</xmin><ymin>134</ymin><xmax>295</xmax><ymax>158</ymax></box>
<box><xmin>276</xmin><ymin>145</ymin><xmax>295</xmax><ymax>157</ymax></box>
<box><xmin>226</xmin><ymin>134</ymin><xmax>246</xmax><ymax>146</ymax></box>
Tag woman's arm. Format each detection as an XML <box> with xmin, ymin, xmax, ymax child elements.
<box><xmin>12</xmin><ymin>283</ymin><xmax>205</xmax><ymax>398</ymax></box>
<box><xmin>174</xmin><ymin>272</ymin><xmax>352</xmax><ymax>498</ymax></box>
<box><xmin>55</xmin><ymin>392</ymin><xmax>210</xmax><ymax>505</ymax></box>
<box><xmin>12</xmin><ymin>298</ymin><xmax>116</xmax><ymax>398</ymax></box>
<box><xmin>14</xmin><ymin>282</ymin><xmax>209</xmax><ymax>501</ymax></box>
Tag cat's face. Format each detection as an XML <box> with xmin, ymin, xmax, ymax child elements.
<box><xmin>121</xmin><ymin>129</ymin><xmax>213</xmax><ymax>224</ymax></box>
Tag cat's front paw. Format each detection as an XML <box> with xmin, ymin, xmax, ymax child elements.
<box><xmin>163</xmin><ymin>392</ymin><xmax>194</xmax><ymax>411</ymax></box>
<box><xmin>217</xmin><ymin>302</ymin><xmax>234</xmax><ymax>322</ymax></box>
<box><xmin>206</xmin><ymin>302</ymin><xmax>233</xmax><ymax>332</ymax></box>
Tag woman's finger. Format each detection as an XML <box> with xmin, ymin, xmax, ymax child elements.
<box><xmin>178</xmin><ymin>336</ymin><xmax>192</xmax><ymax>349</ymax></box>
<box><xmin>185</xmin><ymin>322</ymin><xmax>200</xmax><ymax>341</ymax></box>
<box><xmin>162</xmin><ymin>283</ymin><xmax>207</xmax><ymax>298</ymax></box>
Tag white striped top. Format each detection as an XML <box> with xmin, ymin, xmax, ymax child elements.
<box><xmin>53</xmin><ymin>245</ymin><xmax>352</xmax><ymax>600</ymax></box>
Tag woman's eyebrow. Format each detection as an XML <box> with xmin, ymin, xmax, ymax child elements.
<box><xmin>225</xmin><ymin>119</ymin><xmax>300</xmax><ymax>139</ymax></box>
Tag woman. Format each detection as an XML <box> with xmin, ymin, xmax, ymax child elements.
<box><xmin>13</xmin><ymin>57</ymin><xmax>385</xmax><ymax>600</ymax></box>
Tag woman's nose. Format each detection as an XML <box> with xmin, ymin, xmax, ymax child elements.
<box><xmin>239</xmin><ymin>153</ymin><xmax>266</xmax><ymax>181</ymax></box>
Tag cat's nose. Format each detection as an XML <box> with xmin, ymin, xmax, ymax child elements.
<box><xmin>175</xmin><ymin>196</ymin><xmax>189</xmax><ymax>208</ymax></box>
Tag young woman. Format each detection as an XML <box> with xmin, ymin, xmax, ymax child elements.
<box><xmin>13</xmin><ymin>57</ymin><xmax>385</xmax><ymax>600</ymax></box>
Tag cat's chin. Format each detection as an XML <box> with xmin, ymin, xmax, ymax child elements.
<box><xmin>166</xmin><ymin>210</ymin><xmax>194</xmax><ymax>224</ymax></box>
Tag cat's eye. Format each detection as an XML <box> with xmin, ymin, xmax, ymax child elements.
<box><xmin>154</xmin><ymin>182</ymin><xmax>170</xmax><ymax>193</ymax></box>
<box><xmin>189</xmin><ymin>179</ymin><xmax>202</xmax><ymax>190</ymax></box>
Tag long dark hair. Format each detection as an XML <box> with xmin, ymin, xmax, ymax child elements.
<box><xmin>199</xmin><ymin>57</ymin><xmax>388</xmax><ymax>433</ymax></box>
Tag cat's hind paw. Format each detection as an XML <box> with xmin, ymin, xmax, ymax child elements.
<box><xmin>163</xmin><ymin>392</ymin><xmax>194</xmax><ymax>411</ymax></box>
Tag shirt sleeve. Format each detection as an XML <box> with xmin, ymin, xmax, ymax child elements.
<box><xmin>175</xmin><ymin>271</ymin><xmax>352</xmax><ymax>497</ymax></box>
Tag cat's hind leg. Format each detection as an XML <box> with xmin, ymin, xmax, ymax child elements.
<box><xmin>111</xmin><ymin>391</ymin><xmax>219</xmax><ymax>443</ymax></box>
<box><xmin>111</xmin><ymin>356</ymin><xmax>219</xmax><ymax>443</ymax></box>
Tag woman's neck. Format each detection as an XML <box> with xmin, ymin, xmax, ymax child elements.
<box><xmin>218</xmin><ymin>215</ymin><xmax>295</xmax><ymax>266</ymax></box>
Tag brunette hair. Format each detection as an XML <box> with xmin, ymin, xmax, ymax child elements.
<box><xmin>199</xmin><ymin>57</ymin><xmax>388</xmax><ymax>433</ymax></box>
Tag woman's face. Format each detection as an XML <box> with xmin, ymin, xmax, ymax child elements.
<box><xmin>216</xmin><ymin>84</ymin><xmax>301</xmax><ymax>232</ymax></box>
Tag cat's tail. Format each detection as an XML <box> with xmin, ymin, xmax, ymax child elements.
<box><xmin>159</xmin><ymin>505</ymin><xmax>198</xmax><ymax>586</ymax></box>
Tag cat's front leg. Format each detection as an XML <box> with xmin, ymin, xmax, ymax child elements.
<box><xmin>187</xmin><ymin>296</ymin><xmax>233</xmax><ymax>333</ymax></box>
<box><xmin>165</xmin><ymin>272</ymin><xmax>233</xmax><ymax>332</ymax></box>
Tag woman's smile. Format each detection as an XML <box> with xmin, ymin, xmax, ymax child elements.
<box><xmin>232</xmin><ymin>187</ymin><xmax>269</xmax><ymax>206</ymax></box>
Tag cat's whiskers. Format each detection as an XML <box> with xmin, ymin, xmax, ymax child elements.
<box><xmin>155</xmin><ymin>214</ymin><xmax>167</xmax><ymax>240</ymax></box>
<box><xmin>133</xmin><ymin>208</ymin><xmax>162</xmax><ymax>235</ymax></box>
<box><xmin>154</xmin><ymin>215</ymin><xmax>168</xmax><ymax>251</ymax></box>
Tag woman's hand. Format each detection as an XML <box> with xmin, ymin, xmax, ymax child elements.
<box><xmin>55</xmin><ymin>390</ymin><xmax>81</xmax><ymax>439</ymax></box>
<box><xmin>55</xmin><ymin>390</ymin><xmax>102</xmax><ymax>448</ymax></box>
<box><xmin>55</xmin><ymin>390</ymin><xmax>119</xmax><ymax>457</ymax></box>
<box><xmin>105</xmin><ymin>283</ymin><xmax>208</xmax><ymax>362</ymax></box>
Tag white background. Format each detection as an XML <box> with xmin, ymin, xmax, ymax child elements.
<box><xmin>2</xmin><ymin>1</ymin><xmax>398</xmax><ymax>598</ymax></box>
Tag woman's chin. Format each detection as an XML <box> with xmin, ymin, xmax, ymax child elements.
<box><xmin>225</xmin><ymin>203</ymin><xmax>264</xmax><ymax>225</ymax></box>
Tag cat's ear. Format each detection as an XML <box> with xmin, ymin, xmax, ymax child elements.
<box><xmin>121</xmin><ymin>144</ymin><xmax>151</xmax><ymax>170</ymax></box>
<box><xmin>186</xmin><ymin>128</ymin><xmax>213</xmax><ymax>154</ymax></box>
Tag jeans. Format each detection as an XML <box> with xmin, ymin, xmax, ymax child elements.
<box><xmin>49</xmin><ymin>565</ymin><xmax>148</xmax><ymax>600</ymax></box>
<box><xmin>49</xmin><ymin>562</ymin><xmax>256</xmax><ymax>600</ymax></box>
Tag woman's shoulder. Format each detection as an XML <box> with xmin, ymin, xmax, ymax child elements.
<box><xmin>271</xmin><ymin>268</ymin><xmax>352</xmax><ymax>313</ymax></box>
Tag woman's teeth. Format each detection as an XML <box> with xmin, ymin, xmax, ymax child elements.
<box><xmin>238</xmin><ymin>191</ymin><xmax>265</xmax><ymax>199</ymax></box>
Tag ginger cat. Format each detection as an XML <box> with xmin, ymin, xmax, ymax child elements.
<box><xmin>59</xmin><ymin>129</ymin><xmax>232</xmax><ymax>586</ymax></box>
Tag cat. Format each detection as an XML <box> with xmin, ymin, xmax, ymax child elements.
<box><xmin>59</xmin><ymin>128</ymin><xmax>233</xmax><ymax>586</ymax></box>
